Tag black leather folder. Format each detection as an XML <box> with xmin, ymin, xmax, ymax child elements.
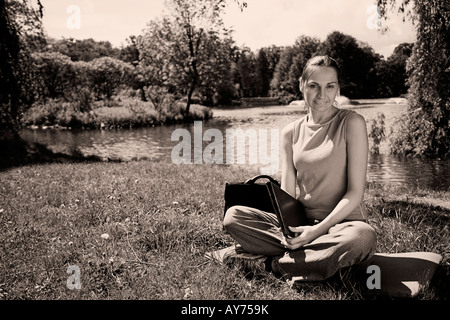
<box><xmin>266</xmin><ymin>181</ymin><xmax>308</xmax><ymax>238</ymax></box>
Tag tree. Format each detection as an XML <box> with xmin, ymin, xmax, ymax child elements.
<box><xmin>139</xmin><ymin>0</ymin><xmax>234</xmax><ymax>116</ymax></box>
<box><xmin>270</xmin><ymin>35</ymin><xmax>320</xmax><ymax>100</ymax></box>
<box><xmin>374</xmin><ymin>59</ymin><xmax>393</xmax><ymax>97</ymax></box>
<box><xmin>87</xmin><ymin>57</ymin><xmax>134</xmax><ymax>100</ymax></box>
<box><xmin>49</xmin><ymin>37</ymin><xmax>120</xmax><ymax>62</ymax></box>
<box><xmin>378</xmin><ymin>0</ymin><xmax>449</xmax><ymax>158</ymax></box>
<box><xmin>357</xmin><ymin>41</ymin><xmax>383</xmax><ymax>98</ymax></box>
<box><xmin>256</xmin><ymin>49</ymin><xmax>269</xmax><ymax>97</ymax></box>
<box><xmin>315</xmin><ymin>31</ymin><xmax>381</xmax><ymax>98</ymax></box>
<box><xmin>168</xmin><ymin>0</ymin><xmax>232</xmax><ymax>115</ymax></box>
<box><xmin>270</xmin><ymin>46</ymin><xmax>297</xmax><ymax>97</ymax></box>
<box><xmin>237</xmin><ymin>47</ymin><xmax>261</xmax><ymax>97</ymax></box>
<box><xmin>31</xmin><ymin>51</ymin><xmax>74</xmax><ymax>100</ymax></box>
<box><xmin>288</xmin><ymin>36</ymin><xmax>321</xmax><ymax>98</ymax></box>
<box><xmin>1</xmin><ymin>0</ymin><xmax>43</xmax><ymax>142</ymax></box>
<box><xmin>258</xmin><ymin>46</ymin><xmax>282</xmax><ymax>97</ymax></box>
<box><xmin>260</xmin><ymin>45</ymin><xmax>283</xmax><ymax>80</ymax></box>
<box><xmin>119</xmin><ymin>35</ymin><xmax>140</xmax><ymax>66</ymax></box>
<box><xmin>375</xmin><ymin>43</ymin><xmax>413</xmax><ymax>97</ymax></box>
<box><xmin>195</xmin><ymin>34</ymin><xmax>235</xmax><ymax>105</ymax></box>
<box><xmin>256</xmin><ymin>48</ymin><xmax>271</xmax><ymax>97</ymax></box>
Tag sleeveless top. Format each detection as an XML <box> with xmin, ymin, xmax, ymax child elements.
<box><xmin>291</xmin><ymin>109</ymin><xmax>367</xmax><ymax>221</ymax></box>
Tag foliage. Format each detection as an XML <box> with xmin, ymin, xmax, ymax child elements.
<box><xmin>269</xmin><ymin>34</ymin><xmax>411</xmax><ymax>102</ymax></box>
<box><xmin>236</xmin><ymin>47</ymin><xmax>260</xmax><ymax>97</ymax></box>
<box><xmin>118</xmin><ymin>36</ymin><xmax>140</xmax><ymax>66</ymax></box>
<box><xmin>375</xmin><ymin>43</ymin><xmax>413</xmax><ymax>98</ymax></box>
<box><xmin>270</xmin><ymin>46</ymin><xmax>297</xmax><ymax>97</ymax></box>
<box><xmin>270</xmin><ymin>36</ymin><xmax>320</xmax><ymax>99</ymax></box>
<box><xmin>232</xmin><ymin>45</ymin><xmax>282</xmax><ymax>99</ymax></box>
<box><xmin>378</xmin><ymin>0</ymin><xmax>449</xmax><ymax>159</ymax></box>
<box><xmin>30</xmin><ymin>53</ymin><xmax>135</xmax><ymax>108</ymax></box>
<box><xmin>256</xmin><ymin>48</ymin><xmax>271</xmax><ymax>97</ymax></box>
<box><xmin>138</xmin><ymin>0</ymin><xmax>235</xmax><ymax>116</ymax></box>
<box><xmin>86</xmin><ymin>57</ymin><xmax>134</xmax><ymax>100</ymax></box>
<box><xmin>0</xmin><ymin>0</ymin><xmax>43</xmax><ymax>141</ymax></box>
<box><xmin>21</xmin><ymin>99</ymin><xmax>91</xmax><ymax>128</ymax></box>
<box><xmin>21</xmin><ymin>96</ymin><xmax>212</xmax><ymax>129</ymax></box>
<box><xmin>368</xmin><ymin>113</ymin><xmax>386</xmax><ymax>154</ymax></box>
<box><xmin>289</xmin><ymin>36</ymin><xmax>322</xmax><ymax>98</ymax></box>
<box><xmin>315</xmin><ymin>31</ymin><xmax>381</xmax><ymax>99</ymax></box>
<box><xmin>48</xmin><ymin>37</ymin><xmax>120</xmax><ymax>62</ymax></box>
<box><xmin>192</xmin><ymin>35</ymin><xmax>236</xmax><ymax>106</ymax></box>
<box><xmin>31</xmin><ymin>51</ymin><xmax>75</xmax><ymax>100</ymax></box>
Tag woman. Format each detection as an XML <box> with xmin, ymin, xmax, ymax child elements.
<box><xmin>223</xmin><ymin>55</ymin><xmax>377</xmax><ymax>281</ymax></box>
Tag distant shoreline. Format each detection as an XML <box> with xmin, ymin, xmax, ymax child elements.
<box><xmin>211</xmin><ymin>98</ymin><xmax>408</xmax><ymax>119</ymax></box>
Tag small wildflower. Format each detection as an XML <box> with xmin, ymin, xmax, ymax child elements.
<box><xmin>101</xmin><ymin>233</ymin><xmax>110</xmax><ymax>240</ymax></box>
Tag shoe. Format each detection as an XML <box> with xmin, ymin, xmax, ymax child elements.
<box><xmin>223</xmin><ymin>245</ymin><xmax>270</xmax><ymax>276</ymax></box>
<box><xmin>205</xmin><ymin>244</ymin><xmax>270</xmax><ymax>275</ymax></box>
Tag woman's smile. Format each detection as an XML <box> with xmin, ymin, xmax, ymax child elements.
<box><xmin>300</xmin><ymin>66</ymin><xmax>340</xmax><ymax>123</ymax></box>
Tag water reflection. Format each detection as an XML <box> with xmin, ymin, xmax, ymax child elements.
<box><xmin>21</xmin><ymin>126</ymin><xmax>173</xmax><ymax>161</ymax></box>
<box><xmin>368</xmin><ymin>154</ymin><xmax>449</xmax><ymax>190</ymax></box>
<box><xmin>20</xmin><ymin>108</ymin><xmax>450</xmax><ymax>191</ymax></box>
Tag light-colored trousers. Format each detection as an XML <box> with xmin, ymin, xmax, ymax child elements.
<box><xmin>223</xmin><ymin>205</ymin><xmax>377</xmax><ymax>281</ymax></box>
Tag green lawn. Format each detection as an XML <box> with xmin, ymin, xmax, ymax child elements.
<box><xmin>0</xmin><ymin>160</ymin><xmax>448</xmax><ymax>300</ymax></box>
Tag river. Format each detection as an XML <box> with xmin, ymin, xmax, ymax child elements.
<box><xmin>20</xmin><ymin>102</ymin><xmax>450</xmax><ymax>191</ymax></box>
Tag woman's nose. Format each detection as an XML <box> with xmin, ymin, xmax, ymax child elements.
<box><xmin>317</xmin><ymin>87</ymin><xmax>326</xmax><ymax>98</ymax></box>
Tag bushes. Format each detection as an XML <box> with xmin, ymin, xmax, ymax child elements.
<box><xmin>22</xmin><ymin>100</ymin><xmax>93</xmax><ymax>128</ymax></box>
<box><xmin>368</xmin><ymin>113</ymin><xmax>386</xmax><ymax>154</ymax></box>
<box><xmin>92</xmin><ymin>107</ymin><xmax>135</xmax><ymax>128</ymax></box>
<box><xmin>25</xmin><ymin>51</ymin><xmax>213</xmax><ymax>129</ymax></box>
<box><xmin>88</xmin><ymin>57</ymin><xmax>134</xmax><ymax>100</ymax></box>
<box><xmin>31</xmin><ymin>52</ymin><xmax>75</xmax><ymax>100</ymax></box>
<box><xmin>31</xmin><ymin>52</ymin><xmax>135</xmax><ymax>102</ymax></box>
<box><xmin>22</xmin><ymin>96</ymin><xmax>213</xmax><ymax>129</ymax></box>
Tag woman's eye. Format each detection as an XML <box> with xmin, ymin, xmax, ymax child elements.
<box><xmin>327</xmin><ymin>85</ymin><xmax>335</xmax><ymax>89</ymax></box>
<box><xmin>308</xmin><ymin>84</ymin><xmax>317</xmax><ymax>89</ymax></box>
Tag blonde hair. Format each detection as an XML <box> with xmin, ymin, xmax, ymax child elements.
<box><xmin>300</xmin><ymin>55</ymin><xmax>340</xmax><ymax>84</ymax></box>
<box><xmin>299</xmin><ymin>55</ymin><xmax>341</xmax><ymax>108</ymax></box>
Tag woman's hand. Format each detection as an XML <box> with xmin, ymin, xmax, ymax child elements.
<box><xmin>281</xmin><ymin>225</ymin><xmax>322</xmax><ymax>250</ymax></box>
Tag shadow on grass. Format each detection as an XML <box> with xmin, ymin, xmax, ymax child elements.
<box><xmin>285</xmin><ymin>261</ymin><xmax>449</xmax><ymax>300</ymax></box>
<box><xmin>363</xmin><ymin>198</ymin><xmax>449</xmax><ymax>300</ymax></box>
<box><xmin>244</xmin><ymin>198</ymin><xmax>450</xmax><ymax>300</ymax></box>
<box><xmin>0</xmin><ymin>138</ymin><xmax>118</xmax><ymax>171</ymax></box>
<box><xmin>377</xmin><ymin>199</ymin><xmax>450</xmax><ymax>228</ymax></box>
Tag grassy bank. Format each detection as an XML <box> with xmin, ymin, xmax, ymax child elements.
<box><xmin>21</xmin><ymin>97</ymin><xmax>213</xmax><ymax>129</ymax></box>
<box><xmin>0</xmin><ymin>160</ymin><xmax>448</xmax><ymax>300</ymax></box>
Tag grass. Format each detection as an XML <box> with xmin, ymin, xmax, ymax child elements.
<box><xmin>0</xmin><ymin>158</ymin><xmax>448</xmax><ymax>300</ymax></box>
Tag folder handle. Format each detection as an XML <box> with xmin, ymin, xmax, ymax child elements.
<box><xmin>244</xmin><ymin>175</ymin><xmax>280</xmax><ymax>187</ymax></box>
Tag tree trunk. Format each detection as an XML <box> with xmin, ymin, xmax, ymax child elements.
<box><xmin>185</xmin><ymin>84</ymin><xmax>195</xmax><ymax>119</ymax></box>
<box><xmin>140</xmin><ymin>87</ymin><xmax>147</xmax><ymax>102</ymax></box>
<box><xmin>0</xmin><ymin>0</ymin><xmax>21</xmax><ymax>143</ymax></box>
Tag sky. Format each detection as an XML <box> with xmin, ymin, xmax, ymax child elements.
<box><xmin>40</xmin><ymin>0</ymin><xmax>417</xmax><ymax>58</ymax></box>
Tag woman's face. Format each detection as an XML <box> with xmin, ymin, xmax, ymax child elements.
<box><xmin>301</xmin><ymin>66</ymin><xmax>339</xmax><ymax>112</ymax></box>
